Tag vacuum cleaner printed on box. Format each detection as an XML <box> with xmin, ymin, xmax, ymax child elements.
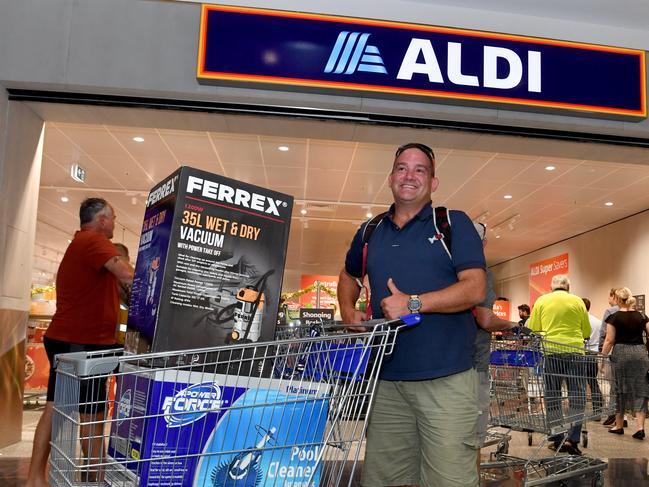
<box><xmin>126</xmin><ymin>176</ymin><xmax>177</xmax><ymax>353</ymax></box>
<box><xmin>125</xmin><ymin>166</ymin><xmax>293</xmax><ymax>354</ymax></box>
<box><xmin>108</xmin><ymin>368</ymin><xmax>330</xmax><ymax>487</ymax></box>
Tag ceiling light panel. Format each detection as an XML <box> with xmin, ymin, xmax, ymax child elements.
<box><xmin>260</xmin><ymin>139</ymin><xmax>306</xmax><ymax>167</ymax></box>
<box><xmin>351</xmin><ymin>145</ymin><xmax>396</xmax><ymax>173</ymax></box>
<box><xmin>473</xmin><ymin>155</ymin><xmax>535</xmax><ymax>182</ymax></box>
<box><xmin>308</xmin><ymin>141</ymin><xmax>356</xmax><ymax>170</ymax></box>
<box><xmin>551</xmin><ymin>164</ymin><xmax>616</xmax><ymax>188</ymax></box>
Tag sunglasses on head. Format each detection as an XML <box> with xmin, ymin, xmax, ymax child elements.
<box><xmin>395</xmin><ymin>143</ymin><xmax>435</xmax><ymax>173</ymax></box>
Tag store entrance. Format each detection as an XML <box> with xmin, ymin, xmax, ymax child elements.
<box><xmin>22</xmin><ymin>97</ymin><xmax>649</xmax><ymax>400</ymax></box>
<box><xmin>2</xmin><ymin>96</ymin><xmax>649</xmax><ymax>486</ymax></box>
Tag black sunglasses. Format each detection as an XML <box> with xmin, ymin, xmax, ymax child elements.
<box><xmin>395</xmin><ymin>143</ymin><xmax>435</xmax><ymax>172</ymax></box>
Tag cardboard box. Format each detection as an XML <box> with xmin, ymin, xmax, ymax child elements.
<box><xmin>108</xmin><ymin>367</ymin><xmax>329</xmax><ymax>487</ymax></box>
<box><xmin>125</xmin><ymin>167</ymin><xmax>293</xmax><ymax>353</ymax></box>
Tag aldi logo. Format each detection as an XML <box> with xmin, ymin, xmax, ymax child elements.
<box><xmin>324</xmin><ymin>32</ymin><xmax>387</xmax><ymax>75</ymax></box>
<box><xmin>198</xmin><ymin>5</ymin><xmax>646</xmax><ymax>120</ymax></box>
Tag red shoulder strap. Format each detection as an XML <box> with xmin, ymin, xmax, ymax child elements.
<box><xmin>362</xmin><ymin>243</ymin><xmax>372</xmax><ymax>320</ymax></box>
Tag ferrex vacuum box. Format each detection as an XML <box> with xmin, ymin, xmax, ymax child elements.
<box><xmin>125</xmin><ymin>166</ymin><xmax>293</xmax><ymax>353</ymax></box>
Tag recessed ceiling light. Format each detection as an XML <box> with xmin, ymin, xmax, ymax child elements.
<box><xmin>503</xmin><ymin>194</ymin><xmax>513</xmax><ymax>200</ymax></box>
<box><xmin>133</xmin><ymin>136</ymin><xmax>145</xmax><ymax>143</ymax></box>
<box><xmin>366</xmin><ymin>212</ymin><xmax>373</xmax><ymax>218</ymax></box>
<box><xmin>278</xmin><ymin>146</ymin><xmax>289</xmax><ymax>152</ymax></box>
<box><xmin>300</xmin><ymin>208</ymin><xmax>307</xmax><ymax>215</ymax></box>
<box><xmin>61</xmin><ymin>196</ymin><xmax>69</xmax><ymax>203</ymax></box>
<box><xmin>495</xmin><ymin>234</ymin><xmax>501</xmax><ymax>239</ymax></box>
<box><xmin>545</xmin><ymin>165</ymin><xmax>556</xmax><ymax>171</ymax></box>
<box><xmin>605</xmin><ymin>201</ymin><xmax>614</xmax><ymax>207</ymax></box>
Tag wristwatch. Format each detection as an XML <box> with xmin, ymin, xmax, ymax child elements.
<box><xmin>407</xmin><ymin>295</ymin><xmax>422</xmax><ymax>313</ymax></box>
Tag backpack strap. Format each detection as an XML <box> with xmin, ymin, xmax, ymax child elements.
<box><xmin>432</xmin><ymin>206</ymin><xmax>452</xmax><ymax>260</ymax></box>
<box><xmin>432</xmin><ymin>208</ymin><xmax>477</xmax><ymax>319</ymax></box>
<box><xmin>360</xmin><ymin>212</ymin><xmax>388</xmax><ymax>248</ymax></box>
<box><xmin>360</xmin><ymin>212</ymin><xmax>387</xmax><ymax>320</ymax></box>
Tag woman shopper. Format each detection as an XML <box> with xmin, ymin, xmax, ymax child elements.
<box><xmin>601</xmin><ymin>287</ymin><xmax>649</xmax><ymax>439</ymax></box>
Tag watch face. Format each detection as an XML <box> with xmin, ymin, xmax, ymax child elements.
<box><xmin>408</xmin><ymin>296</ymin><xmax>421</xmax><ymax>312</ymax></box>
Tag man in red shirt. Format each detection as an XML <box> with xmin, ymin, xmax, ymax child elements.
<box><xmin>26</xmin><ymin>198</ymin><xmax>134</xmax><ymax>487</ymax></box>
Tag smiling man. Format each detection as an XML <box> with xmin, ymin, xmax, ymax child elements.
<box><xmin>337</xmin><ymin>142</ymin><xmax>487</xmax><ymax>487</ymax></box>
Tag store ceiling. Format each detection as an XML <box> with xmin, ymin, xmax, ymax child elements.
<box><xmin>27</xmin><ymin>102</ymin><xmax>649</xmax><ymax>291</ymax></box>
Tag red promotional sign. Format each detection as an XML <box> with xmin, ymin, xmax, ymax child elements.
<box><xmin>529</xmin><ymin>253</ymin><xmax>569</xmax><ymax>306</ymax></box>
<box><xmin>492</xmin><ymin>300</ymin><xmax>510</xmax><ymax>320</ymax></box>
<box><xmin>25</xmin><ymin>325</ymin><xmax>49</xmax><ymax>392</ymax></box>
<box><xmin>24</xmin><ymin>344</ymin><xmax>49</xmax><ymax>392</ymax></box>
<box><xmin>299</xmin><ymin>274</ymin><xmax>339</xmax><ymax>309</ymax></box>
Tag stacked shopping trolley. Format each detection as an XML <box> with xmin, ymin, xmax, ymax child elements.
<box><xmin>483</xmin><ymin>330</ymin><xmax>615</xmax><ymax>487</ymax></box>
<box><xmin>48</xmin><ymin>316</ymin><xmax>418</xmax><ymax>487</ymax></box>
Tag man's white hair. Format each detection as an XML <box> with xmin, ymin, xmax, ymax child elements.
<box><xmin>551</xmin><ymin>274</ymin><xmax>570</xmax><ymax>291</ymax></box>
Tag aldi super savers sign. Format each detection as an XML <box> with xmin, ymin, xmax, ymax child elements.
<box><xmin>197</xmin><ymin>5</ymin><xmax>646</xmax><ymax>119</ymax></box>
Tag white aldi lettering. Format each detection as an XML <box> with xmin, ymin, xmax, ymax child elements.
<box><xmin>397</xmin><ymin>39</ymin><xmax>541</xmax><ymax>93</ymax></box>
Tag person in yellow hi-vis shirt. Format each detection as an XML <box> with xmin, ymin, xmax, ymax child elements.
<box><xmin>528</xmin><ymin>274</ymin><xmax>591</xmax><ymax>455</ymax></box>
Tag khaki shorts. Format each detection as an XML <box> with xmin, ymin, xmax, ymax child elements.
<box><xmin>362</xmin><ymin>368</ymin><xmax>479</xmax><ymax>487</ymax></box>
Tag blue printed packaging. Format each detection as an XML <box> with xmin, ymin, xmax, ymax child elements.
<box><xmin>107</xmin><ymin>367</ymin><xmax>329</xmax><ymax>487</ymax></box>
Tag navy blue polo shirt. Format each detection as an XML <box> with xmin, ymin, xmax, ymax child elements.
<box><xmin>344</xmin><ymin>203</ymin><xmax>485</xmax><ymax>381</ymax></box>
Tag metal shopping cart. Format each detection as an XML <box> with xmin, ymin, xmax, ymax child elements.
<box><xmin>49</xmin><ymin>315</ymin><xmax>419</xmax><ymax>487</ymax></box>
<box><xmin>482</xmin><ymin>331</ymin><xmax>615</xmax><ymax>487</ymax></box>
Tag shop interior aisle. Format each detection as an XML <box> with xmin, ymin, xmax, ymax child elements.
<box><xmin>1</xmin><ymin>407</ymin><xmax>648</xmax><ymax>486</ymax></box>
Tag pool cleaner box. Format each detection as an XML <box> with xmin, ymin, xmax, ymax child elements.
<box><xmin>108</xmin><ymin>366</ymin><xmax>330</xmax><ymax>487</ymax></box>
<box><xmin>124</xmin><ymin>166</ymin><xmax>293</xmax><ymax>354</ymax></box>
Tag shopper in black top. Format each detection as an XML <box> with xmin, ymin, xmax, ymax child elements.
<box><xmin>601</xmin><ymin>287</ymin><xmax>649</xmax><ymax>439</ymax></box>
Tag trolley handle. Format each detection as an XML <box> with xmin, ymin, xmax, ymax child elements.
<box><xmin>303</xmin><ymin>314</ymin><xmax>421</xmax><ymax>334</ymax></box>
<box><xmin>509</xmin><ymin>325</ymin><xmax>533</xmax><ymax>336</ymax></box>
<box><xmin>54</xmin><ymin>349</ymin><xmax>123</xmax><ymax>377</ymax></box>
<box><xmin>363</xmin><ymin>313</ymin><xmax>421</xmax><ymax>330</ymax></box>
<box><xmin>395</xmin><ymin>313</ymin><xmax>420</xmax><ymax>327</ymax></box>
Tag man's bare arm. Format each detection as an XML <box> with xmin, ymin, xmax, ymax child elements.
<box><xmin>105</xmin><ymin>256</ymin><xmax>135</xmax><ymax>299</ymax></box>
<box><xmin>381</xmin><ymin>268</ymin><xmax>486</xmax><ymax>320</ymax></box>
<box><xmin>337</xmin><ymin>269</ymin><xmax>366</xmax><ymax>328</ymax></box>
<box><xmin>475</xmin><ymin>306</ymin><xmax>515</xmax><ymax>332</ymax></box>
<box><xmin>601</xmin><ymin>324</ymin><xmax>616</xmax><ymax>356</ymax></box>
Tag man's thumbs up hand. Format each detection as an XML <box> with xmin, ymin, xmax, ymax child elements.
<box><xmin>387</xmin><ymin>277</ymin><xmax>401</xmax><ymax>296</ymax></box>
<box><xmin>381</xmin><ymin>278</ymin><xmax>409</xmax><ymax>319</ymax></box>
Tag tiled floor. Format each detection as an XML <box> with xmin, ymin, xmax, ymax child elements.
<box><xmin>0</xmin><ymin>403</ymin><xmax>42</xmax><ymax>487</ymax></box>
<box><xmin>1</xmin><ymin>408</ymin><xmax>648</xmax><ymax>486</ymax></box>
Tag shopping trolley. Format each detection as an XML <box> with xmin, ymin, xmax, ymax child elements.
<box><xmin>482</xmin><ymin>330</ymin><xmax>615</xmax><ymax>487</ymax></box>
<box><xmin>49</xmin><ymin>314</ymin><xmax>420</xmax><ymax>487</ymax></box>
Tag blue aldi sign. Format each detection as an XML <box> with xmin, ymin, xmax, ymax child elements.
<box><xmin>197</xmin><ymin>5</ymin><xmax>646</xmax><ymax>119</ymax></box>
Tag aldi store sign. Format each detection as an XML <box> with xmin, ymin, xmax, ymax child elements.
<box><xmin>197</xmin><ymin>5</ymin><xmax>646</xmax><ymax>119</ymax></box>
